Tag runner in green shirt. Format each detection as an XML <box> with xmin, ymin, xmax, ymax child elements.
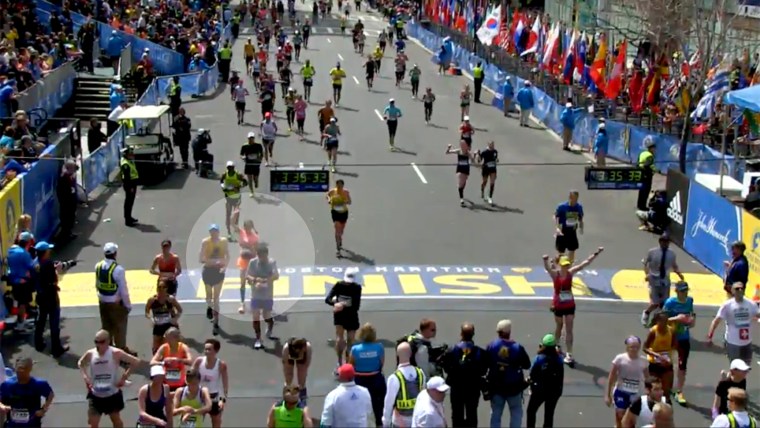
<box><xmin>409</xmin><ymin>64</ymin><xmax>421</xmax><ymax>99</ymax></box>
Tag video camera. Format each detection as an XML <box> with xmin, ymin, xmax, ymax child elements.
<box><xmin>56</xmin><ymin>260</ymin><xmax>78</xmax><ymax>271</ymax></box>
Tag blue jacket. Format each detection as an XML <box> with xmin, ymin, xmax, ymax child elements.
<box><xmin>485</xmin><ymin>338</ymin><xmax>531</xmax><ymax>396</ymax></box>
<box><xmin>109</xmin><ymin>92</ymin><xmax>124</xmax><ymax>111</ymax></box>
<box><xmin>560</xmin><ymin>107</ymin><xmax>575</xmax><ymax>130</ymax></box>
<box><xmin>516</xmin><ymin>87</ymin><xmax>534</xmax><ymax>110</ymax></box>
<box><xmin>106</xmin><ymin>35</ymin><xmax>124</xmax><ymax>57</ymax></box>
<box><xmin>189</xmin><ymin>59</ymin><xmax>210</xmax><ymax>71</ymax></box>
<box><xmin>501</xmin><ymin>81</ymin><xmax>514</xmax><ymax>100</ymax></box>
<box><xmin>6</xmin><ymin>245</ymin><xmax>35</xmax><ymax>284</ymax></box>
<box><xmin>594</xmin><ymin>129</ymin><xmax>609</xmax><ymax>153</ymax></box>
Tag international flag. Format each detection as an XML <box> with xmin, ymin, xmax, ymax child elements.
<box><xmin>575</xmin><ymin>32</ymin><xmax>587</xmax><ymax>79</ymax></box>
<box><xmin>588</xmin><ymin>33</ymin><xmax>607</xmax><ymax>91</ymax></box>
<box><xmin>562</xmin><ymin>30</ymin><xmax>578</xmax><ymax>84</ymax></box>
<box><xmin>629</xmin><ymin>69</ymin><xmax>646</xmax><ymax>113</ymax></box>
<box><xmin>476</xmin><ymin>5</ymin><xmax>502</xmax><ymax>46</ymax></box>
<box><xmin>691</xmin><ymin>60</ymin><xmax>730</xmax><ymax>120</ymax></box>
<box><xmin>541</xmin><ymin>23</ymin><xmax>561</xmax><ymax>70</ymax></box>
<box><xmin>521</xmin><ymin>15</ymin><xmax>541</xmax><ymax>57</ymax></box>
<box><xmin>604</xmin><ymin>40</ymin><xmax>626</xmax><ymax>100</ymax></box>
<box><xmin>513</xmin><ymin>18</ymin><xmax>525</xmax><ymax>55</ymax></box>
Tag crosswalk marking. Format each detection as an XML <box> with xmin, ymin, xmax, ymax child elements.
<box><xmin>327</xmin><ymin>27</ymin><xmax>334</xmax><ymax>33</ymax></box>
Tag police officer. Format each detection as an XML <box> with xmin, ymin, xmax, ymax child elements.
<box><xmin>34</xmin><ymin>241</ymin><xmax>72</xmax><ymax>358</ymax></box>
<box><xmin>637</xmin><ymin>140</ymin><xmax>657</xmax><ymax>211</ymax></box>
<box><xmin>485</xmin><ymin>319</ymin><xmax>531</xmax><ymax>428</ymax></box>
<box><xmin>383</xmin><ymin>342</ymin><xmax>425</xmax><ymax>428</ymax></box>
<box><xmin>120</xmin><ymin>147</ymin><xmax>139</xmax><ymax>226</ymax></box>
<box><xmin>219</xmin><ymin>42</ymin><xmax>233</xmax><ymax>83</ymax></box>
<box><xmin>96</xmin><ymin>242</ymin><xmax>134</xmax><ymax>354</ymax></box>
<box><xmin>220</xmin><ymin>161</ymin><xmax>247</xmax><ymax>239</ymax></box>
<box><xmin>472</xmin><ymin>61</ymin><xmax>485</xmax><ymax>103</ymax></box>
<box><xmin>167</xmin><ymin>76</ymin><xmax>182</xmax><ymax>123</ymax></box>
<box><xmin>441</xmin><ymin>322</ymin><xmax>487</xmax><ymax>428</ymax></box>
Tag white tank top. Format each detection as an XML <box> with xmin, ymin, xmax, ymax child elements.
<box><xmin>261</xmin><ymin>121</ymin><xmax>277</xmax><ymax>138</ymax></box>
<box><xmin>90</xmin><ymin>347</ymin><xmax>119</xmax><ymax>397</ymax></box>
<box><xmin>199</xmin><ymin>357</ymin><xmax>222</xmax><ymax>395</ymax></box>
<box><xmin>638</xmin><ymin>394</ymin><xmax>666</xmax><ymax>427</ymax></box>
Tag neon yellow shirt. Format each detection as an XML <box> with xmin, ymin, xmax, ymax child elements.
<box><xmin>329</xmin><ymin>68</ymin><xmax>346</xmax><ymax>85</ymax></box>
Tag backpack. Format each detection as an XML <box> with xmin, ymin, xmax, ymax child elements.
<box><xmin>396</xmin><ymin>333</ymin><xmax>424</xmax><ymax>367</ymax></box>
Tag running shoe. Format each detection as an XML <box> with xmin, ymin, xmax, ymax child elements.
<box><xmin>238</xmin><ymin>304</ymin><xmax>245</xmax><ymax>314</ymax></box>
<box><xmin>563</xmin><ymin>354</ymin><xmax>574</xmax><ymax>365</ymax></box>
<box><xmin>213</xmin><ymin>323</ymin><xmax>220</xmax><ymax>336</ymax></box>
<box><xmin>254</xmin><ymin>339</ymin><xmax>263</xmax><ymax>349</ymax></box>
<box><xmin>460</xmin><ymin>199</ymin><xmax>465</xmax><ymax>207</ymax></box>
<box><xmin>641</xmin><ymin>311</ymin><xmax>649</xmax><ymax>327</ymax></box>
<box><xmin>488</xmin><ymin>198</ymin><xmax>493</xmax><ymax>205</ymax></box>
<box><xmin>266</xmin><ymin>325</ymin><xmax>274</xmax><ymax>339</ymax></box>
<box><xmin>206</xmin><ymin>307</ymin><xmax>213</xmax><ymax>320</ymax></box>
<box><xmin>675</xmin><ymin>391</ymin><xmax>687</xmax><ymax>405</ymax></box>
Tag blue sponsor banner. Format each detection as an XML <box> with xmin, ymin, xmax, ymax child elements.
<box><xmin>20</xmin><ymin>145</ymin><xmax>64</xmax><ymax>241</ymax></box>
<box><xmin>405</xmin><ymin>21</ymin><xmax>744</xmax><ymax>182</ymax></box>
<box><xmin>683</xmin><ymin>181</ymin><xmax>742</xmax><ymax>275</ymax></box>
<box><xmin>82</xmin><ymin>129</ymin><xmax>123</xmax><ymax>195</ymax></box>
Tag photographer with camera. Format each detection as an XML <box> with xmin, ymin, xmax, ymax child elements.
<box><xmin>396</xmin><ymin>319</ymin><xmax>448</xmax><ymax>378</ymax></box>
<box><xmin>33</xmin><ymin>241</ymin><xmax>73</xmax><ymax>358</ymax></box>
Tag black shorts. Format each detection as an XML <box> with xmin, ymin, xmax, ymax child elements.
<box><xmin>462</xmin><ymin>137</ymin><xmax>472</xmax><ymax>148</ymax></box>
<box><xmin>163</xmin><ymin>279</ymin><xmax>178</xmax><ymax>296</ymax></box>
<box><xmin>379</xmin><ymin>41</ymin><xmax>386</xmax><ymax>48</ymax></box>
<box><xmin>153</xmin><ymin>322</ymin><xmax>173</xmax><ymax>337</ymax></box>
<box><xmin>552</xmin><ymin>306</ymin><xmax>576</xmax><ymax>317</ymax></box>
<box><xmin>331</xmin><ymin>210</ymin><xmax>349</xmax><ymax>223</ymax></box>
<box><xmin>648</xmin><ymin>362</ymin><xmax>673</xmax><ymax>378</ymax></box>
<box><xmin>304</xmin><ymin>78</ymin><xmax>313</xmax><ymax>87</ymax></box>
<box><xmin>11</xmin><ymin>284</ymin><xmax>33</xmax><ymax>305</ymax></box>
<box><xmin>263</xmin><ymin>138</ymin><xmax>275</xmax><ymax>147</ymax></box>
<box><xmin>209</xmin><ymin>393</ymin><xmax>223</xmax><ymax>416</ymax></box>
<box><xmin>366</xmin><ymin>71</ymin><xmax>375</xmax><ymax>79</ymax></box>
<box><xmin>253</xmin><ymin>71</ymin><xmax>261</xmax><ymax>78</ymax></box>
<box><xmin>334</xmin><ymin>311</ymin><xmax>359</xmax><ymax>331</ymax></box>
<box><xmin>202</xmin><ymin>267</ymin><xmax>226</xmax><ymax>286</ymax></box>
<box><xmin>555</xmin><ymin>228</ymin><xmax>580</xmax><ymax>253</ymax></box>
<box><xmin>245</xmin><ymin>55</ymin><xmax>254</xmax><ymax>64</ymax></box>
<box><xmin>325</xmin><ymin>139</ymin><xmax>339</xmax><ymax>150</ymax></box>
<box><xmin>236</xmin><ymin>102</ymin><xmax>246</xmax><ymax>111</ymax></box>
<box><xmin>482</xmin><ymin>167</ymin><xmax>497</xmax><ymax>178</ymax></box>
<box><xmin>333</xmin><ymin>83</ymin><xmax>342</xmax><ymax>91</ymax></box>
<box><xmin>456</xmin><ymin>166</ymin><xmax>470</xmax><ymax>175</ymax></box>
<box><xmin>245</xmin><ymin>164</ymin><xmax>261</xmax><ymax>176</ymax></box>
<box><xmin>676</xmin><ymin>339</ymin><xmax>690</xmax><ymax>371</ymax></box>
<box><xmin>87</xmin><ymin>390</ymin><xmax>125</xmax><ymax>416</ymax></box>
<box><xmin>395</xmin><ymin>71</ymin><xmax>404</xmax><ymax>80</ymax></box>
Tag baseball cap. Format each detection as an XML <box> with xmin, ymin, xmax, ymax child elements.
<box><xmin>565</xmin><ymin>102</ymin><xmax>572</xmax><ymax>108</ymax></box>
<box><xmin>426</xmin><ymin>376</ymin><xmax>450</xmax><ymax>392</ymax></box>
<box><xmin>389</xmin><ymin>98</ymin><xmax>395</xmax><ymax>103</ymax></box>
<box><xmin>337</xmin><ymin>364</ymin><xmax>355</xmax><ymax>381</ymax></box>
<box><xmin>558</xmin><ymin>255</ymin><xmax>572</xmax><ymax>266</ymax></box>
<box><xmin>330</xmin><ymin>117</ymin><xmax>337</xmax><ymax>122</ymax></box>
<box><xmin>463</xmin><ymin>115</ymin><xmax>470</xmax><ymax>121</ymax></box>
<box><xmin>34</xmin><ymin>241</ymin><xmax>54</xmax><ymax>252</ymax></box>
<box><xmin>198</xmin><ymin>128</ymin><xmax>206</xmax><ymax>134</ymax></box>
<box><xmin>731</xmin><ymin>359</ymin><xmax>751</xmax><ymax>371</ymax></box>
<box><xmin>541</xmin><ymin>334</ymin><xmax>557</xmax><ymax>347</ymax></box>
<box><xmin>344</xmin><ymin>267</ymin><xmax>359</xmax><ymax>282</ymax></box>
<box><xmin>265</xmin><ymin>112</ymin><xmax>272</xmax><ymax>118</ymax></box>
<box><xmin>524</xmin><ymin>80</ymin><xmax>532</xmax><ymax>86</ymax></box>
<box><xmin>103</xmin><ymin>242</ymin><xmax>119</xmax><ymax>254</ymax></box>
<box><xmin>209</xmin><ymin>224</ymin><xmax>220</xmax><ymax>232</ymax></box>
<box><xmin>675</xmin><ymin>281</ymin><xmax>689</xmax><ymax>292</ymax></box>
<box><xmin>247</xmin><ymin>132</ymin><xmax>256</xmax><ymax>138</ymax></box>
<box><xmin>18</xmin><ymin>232</ymin><xmax>33</xmax><ymax>243</ymax></box>
<box><xmin>150</xmin><ymin>365</ymin><xmax>166</xmax><ymax>377</ymax></box>
<box><xmin>226</xmin><ymin>160</ymin><xmax>235</xmax><ymax>167</ymax></box>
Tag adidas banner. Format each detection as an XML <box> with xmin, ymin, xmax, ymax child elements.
<box><xmin>666</xmin><ymin>169</ymin><xmax>690</xmax><ymax>246</ymax></box>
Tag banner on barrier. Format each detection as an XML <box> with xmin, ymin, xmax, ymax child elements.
<box><xmin>683</xmin><ymin>182</ymin><xmax>742</xmax><ymax>275</ymax></box>
<box><xmin>0</xmin><ymin>179</ymin><xmax>22</xmax><ymax>257</ymax></box>
<box><xmin>666</xmin><ymin>169</ymin><xmax>690</xmax><ymax>247</ymax></box>
<box><xmin>21</xmin><ymin>146</ymin><xmax>63</xmax><ymax>241</ymax></box>
<box><xmin>741</xmin><ymin>210</ymin><xmax>760</xmax><ymax>292</ymax></box>
<box><xmin>16</xmin><ymin>62</ymin><xmax>76</xmax><ymax>128</ymax></box>
<box><xmin>82</xmin><ymin>129</ymin><xmax>123</xmax><ymax>195</ymax></box>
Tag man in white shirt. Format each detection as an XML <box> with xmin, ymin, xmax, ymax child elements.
<box><xmin>711</xmin><ymin>388</ymin><xmax>756</xmax><ymax>428</ymax></box>
<box><xmin>412</xmin><ymin>376</ymin><xmax>449</xmax><ymax>428</ymax></box>
<box><xmin>107</xmin><ymin>100</ymin><xmax>128</xmax><ymax>135</ymax></box>
<box><xmin>95</xmin><ymin>243</ymin><xmax>134</xmax><ymax>354</ymax></box>
<box><xmin>321</xmin><ymin>364</ymin><xmax>372</xmax><ymax>427</ymax></box>
<box><xmin>383</xmin><ymin>342</ymin><xmax>426</xmax><ymax>427</ymax></box>
<box><xmin>708</xmin><ymin>282</ymin><xmax>759</xmax><ymax>365</ymax></box>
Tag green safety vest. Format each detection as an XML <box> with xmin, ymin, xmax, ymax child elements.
<box><xmin>728</xmin><ymin>413</ymin><xmax>757</xmax><ymax>428</ymax></box>
<box><xmin>394</xmin><ymin>367</ymin><xmax>424</xmax><ymax>415</ymax></box>
<box><xmin>95</xmin><ymin>260</ymin><xmax>118</xmax><ymax>296</ymax></box>
<box><xmin>222</xmin><ymin>172</ymin><xmax>243</xmax><ymax>199</ymax></box>
<box><xmin>232</xmin><ymin>16</ymin><xmax>240</xmax><ymax>24</ymax></box>
<box><xmin>120</xmin><ymin>158</ymin><xmax>139</xmax><ymax>180</ymax></box>
<box><xmin>220</xmin><ymin>48</ymin><xmax>232</xmax><ymax>60</ymax></box>
<box><xmin>273</xmin><ymin>402</ymin><xmax>304</xmax><ymax>428</ymax></box>
<box><xmin>169</xmin><ymin>82</ymin><xmax>181</xmax><ymax>96</ymax></box>
<box><xmin>638</xmin><ymin>150</ymin><xmax>655</xmax><ymax>172</ymax></box>
<box><xmin>395</xmin><ymin>20</ymin><xmax>403</xmax><ymax>28</ymax></box>
<box><xmin>473</xmin><ymin>66</ymin><xmax>483</xmax><ymax>78</ymax></box>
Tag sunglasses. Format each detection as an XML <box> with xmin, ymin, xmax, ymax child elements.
<box><xmin>94</xmin><ymin>339</ymin><xmax>107</xmax><ymax>344</ymax></box>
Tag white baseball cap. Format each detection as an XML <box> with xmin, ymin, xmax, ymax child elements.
<box><xmin>226</xmin><ymin>161</ymin><xmax>235</xmax><ymax>167</ymax></box>
<box><xmin>103</xmin><ymin>242</ymin><xmax>118</xmax><ymax>254</ymax></box>
<box><xmin>150</xmin><ymin>365</ymin><xmax>166</xmax><ymax>377</ymax></box>
<box><xmin>427</xmin><ymin>376</ymin><xmax>450</xmax><ymax>392</ymax></box>
<box><xmin>247</xmin><ymin>132</ymin><xmax>256</xmax><ymax>138</ymax></box>
<box><xmin>524</xmin><ymin>80</ymin><xmax>532</xmax><ymax>86</ymax></box>
<box><xmin>463</xmin><ymin>116</ymin><xmax>470</xmax><ymax>121</ymax></box>
<box><xmin>566</xmin><ymin>102</ymin><xmax>572</xmax><ymax>108</ymax></box>
<box><xmin>389</xmin><ymin>98</ymin><xmax>395</xmax><ymax>103</ymax></box>
<box><xmin>731</xmin><ymin>359</ymin><xmax>751</xmax><ymax>371</ymax></box>
<box><xmin>344</xmin><ymin>267</ymin><xmax>359</xmax><ymax>282</ymax></box>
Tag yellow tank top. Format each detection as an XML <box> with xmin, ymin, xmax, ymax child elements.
<box><xmin>329</xmin><ymin>190</ymin><xmax>348</xmax><ymax>212</ymax></box>
<box><xmin>647</xmin><ymin>326</ymin><xmax>673</xmax><ymax>364</ymax></box>
<box><xmin>244</xmin><ymin>44</ymin><xmax>255</xmax><ymax>57</ymax></box>
<box><xmin>204</xmin><ymin>238</ymin><xmax>227</xmax><ymax>264</ymax></box>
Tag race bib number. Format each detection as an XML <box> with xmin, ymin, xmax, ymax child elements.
<box><xmin>180</xmin><ymin>416</ymin><xmax>197</xmax><ymax>428</ymax></box>
<box><xmin>93</xmin><ymin>374</ymin><xmax>113</xmax><ymax>393</ymax></box>
<box><xmin>166</xmin><ymin>369</ymin><xmax>182</xmax><ymax>381</ymax></box>
<box><xmin>485</xmin><ymin>162</ymin><xmax>496</xmax><ymax>168</ymax></box>
<box><xmin>154</xmin><ymin>314</ymin><xmax>171</xmax><ymax>324</ymax></box>
<box><xmin>462</xmin><ymin>132</ymin><xmax>471</xmax><ymax>138</ymax></box>
<box><xmin>458</xmin><ymin>160</ymin><xmax>469</xmax><ymax>166</ymax></box>
<box><xmin>137</xmin><ymin>424</ymin><xmax>157</xmax><ymax>428</ymax></box>
<box><xmin>565</xmin><ymin>218</ymin><xmax>577</xmax><ymax>227</ymax></box>
<box><xmin>338</xmin><ymin>296</ymin><xmax>352</xmax><ymax>307</ymax></box>
<box><xmin>621</xmin><ymin>379</ymin><xmax>639</xmax><ymax>393</ymax></box>
<box><xmin>304</xmin><ymin>78</ymin><xmax>312</xmax><ymax>84</ymax></box>
<box><xmin>740</xmin><ymin>327</ymin><xmax>750</xmax><ymax>341</ymax></box>
<box><xmin>333</xmin><ymin>204</ymin><xmax>347</xmax><ymax>213</ymax></box>
<box><xmin>657</xmin><ymin>352</ymin><xmax>670</xmax><ymax>363</ymax></box>
<box><xmin>558</xmin><ymin>291</ymin><xmax>574</xmax><ymax>302</ymax></box>
<box><xmin>10</xmin><ymin>410</ymin><xmax>29</xmax><ymax>423</ymax></box>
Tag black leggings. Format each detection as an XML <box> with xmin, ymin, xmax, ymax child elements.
<box><xmin>424</xmin><ymin>102</ymin><xmax>433</xmax><ymax>120</ymax></box>
<box><xmin>411</xmin><ymin>80</ymin><xmax>419</xmax><ymax>94</ymax></box>
<box><xmin>354</xmin><ymin>373</ymin><xmax>386</xmax><ymax>426</ymax></box>
<box><xmin>387</xmin><ymin>120</ymin><xmax>398</xmax><ymax>138</ymax></box>
<box><xmin>526</xmin><ymin>391</ymin><xmax>561</xmax><ymax>427</ymax></box>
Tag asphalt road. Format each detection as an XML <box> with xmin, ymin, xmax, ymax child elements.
<box><xmin>12</xmin><ymin>4</ymin><xmax>737</xmax><ymax>428</ymax></box>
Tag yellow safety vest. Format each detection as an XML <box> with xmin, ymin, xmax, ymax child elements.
<box><xmin>638</xmin><ymin>151</ymin><xmax>655</xmax><ymax>172</ymax></box>
<box><xmin>473</xmin><ymin>67</ymin><xmax>483</xmax><ymax>79</ymax></box>
<box><xmin>169</xmin><ymin>83</ymin><xmax>180</xmax><ymax>96</ymax></box>
<box><xmin>120</xmin><ymin>158</ymin><xmax>139</xmax><ymax>180</ymax></box>
<box><xmin>95</xmin><ymin>260</ymin><xmax>118</xmax><ymax>296</ymax></box>
<box><xmin>728</xmin><ymin>413</ymin><xmax>757</xmax><ymax>428</ymax></box>
<box><xmin>394</xmin><ymin>367</ymin><xmax>424</xmax><ymax>415</ymax></box>
<box><xmin>222</xmin><ymin>172</ymin><xmax>243</xmax><ymax>199</ymax></box>
<box><xmin>220</xmin><ymin>48</ymin><xmax>232</xmax><ymax>60</ymax></box>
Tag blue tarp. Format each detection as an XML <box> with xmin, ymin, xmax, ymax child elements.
<box><xmin>724</xmin><ymin>85</ymin><xmax>760</xmax><ymax>113</ymax></box>
<box><xmin>407</xmin><ymin>21</ymin><xmax>743</xmax><ymax>180</ymax></box>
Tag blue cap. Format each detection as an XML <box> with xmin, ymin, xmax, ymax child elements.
<box><xmin>209</xmin><ymin>224</ymin><xmax>220</xmax><ymax>231</ymax></box>
<box><xmin>34</xmin><ymin>241</ymin><xmax>54</xmax><ymax>251</ymax></box>
<box><xmin>18</xmin><ymin>232</ymin><xmax>33</xmax><ymax>242</ymax></box>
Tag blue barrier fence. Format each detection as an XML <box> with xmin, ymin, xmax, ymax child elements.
<box><xmin>406</xmin><ymin>21</ymin><xmax>744</xmax><ymax>181</ymax></box>
<box><xmin>21</xmin><ymin>145</ymin><xmax>64</xmax><ymax>240</ymax></box>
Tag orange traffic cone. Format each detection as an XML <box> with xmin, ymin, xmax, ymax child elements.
<box><xmin>753</xmin><ymin>284</ymin><xmax>760</xmax><ymax>303</ymax></box>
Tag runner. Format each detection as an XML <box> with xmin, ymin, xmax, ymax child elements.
<box><xmin>244</xmin><ymin>38</ymin><xmax>256</xmax><ymax>73</ymax></box>
<box><xmin>299</xmin><ymin>60</ymin><xmax>315</xmax><ymax>102</ymax></box>
<box><xmin>281</xmin><ymin>338</ymin><xmax>312</xmax><ymax>401</ymax></box>
<box><xmin>394</xmin><ymin>51</ymin><xmax>407</xmax><ymax>87</ymax></box>
<box><xmin>357</xmin><ymin>31</ymin><xmax>366</xmax><ymax>55</ymax></box>
<box><xmin>408</xmin><ymin>64</ymin><xmax>421</xmax><ymax>98</ymax></box>
<box><xmin>460</xmin><ymin>84</ymin><xmax>472</xmax><ymax>122</ymax></box>
<box><xmin>0</xmin><ymin>357</ymin><xmax>54</xmax><ymax>428</ymax></box>
<box><xmin>149</xmin><ymin>239</ymin><xmax>182</xmax><ymax>296</ymax></box>
<box><xmin>275</xmin><ymin>48</ymin><xmax>286</xmax><ymax>74</ymax></box>
<box><xmin>240</xmin><ymin>132</ymin><xmax>264</xmax><ymax>196</ymax></box>
<box><xmin>137</xmin><ymin>366</ymin><xmax>173</xmax><ymax>428</ymax></box>
<box><xmin>373</xmin><ymin>45</ymin><xmax>383</xmax><ymax>74</ymax></box>
<box><xmin>261</xmin><ymin>112</ymin><xmax>278</xmax><ymax>166</ymax></box>
<box><xmin>459</xmin><ymin>116</ymin><xmax>474</xmax><ymax>149</ymax></box>
<box><xmin>340</xmin><ymin>15</ymin><xmax>347</xmax><ymax>35</ymax></box>
<box><xmin>293</xmin><ymin>31</ymin><xmax>303</xmax><ymax>62</ymax></box>
<box><xmin>382</xmin><ymin>98</ymin><xmax>402</xmax><ymax>151</ymax></box>
<box><xmin>476</xmin><ymin>141</ymin><xmax>498</xmax><ymax>205</ymax></box>
<box><xmin>326</xmin><ymin>180</ymin><xmax>352</xmax><ymax>256</ymax></box>
<box><xmin>446</xmin><ymin>140</ymin><xmax>473</xmax><ymax>207</ymax></box>
<box><xmin>329</xmin><ymin>63</ymin><xmax>347</xmax><ymax>106</ymax></box>
<box><xmin>191</xmin><ymin>339</ymin><xmax>229</xmax><ymax>428</ymax></box>
<box><xmin>252</xmin><ymin>58</ymin><xmax>262</xmax><ymax>92</ymax></box>
<box><xmin>605</xmin><ymin>336</ymin><xmax>649</xmax><ymax>427</ymax></box>
<box><xmin>145</xmin><ymin>280</ymin><xmax>183</xmax><ymax>355</ymax></box>
<box><xmin>266</xmin><ymin>385</ymin><xmax>313</xmax><ymax>427</ymax></box>
<box><xmin>322</xmin><ymin>117</ymin><xmax>341</xmax><ymax>173</ymax></box>
<box><xmin>554</xmin><ymin>191</ymin><xmax>584</xmax><ymax>264</ymax></box>
<box><xmin>620</xmin><ymin>378</ymin><xmax>670</xmax><ymax>428</ymax></box>
<box><xmin>301</xmin><ymin>19</ymin><xmax>311</xmax><ymax>49</ymax></box>
<box><xmin>662</xmin><ymin>281</ymin><xmax>695</xmax><ymax>405</ymax></box>
<box><xmin>151</xmin><ymin>327</ymin><xmax>194</xmax><ymax>396</ymax></box>
<box><xmin>172</xmin><ymin>369</ymin><xmax>212</xmax><ymax>428</ymax></box>
<box><xmin>644</xmin><ymin>311</ymin><xmax>677</xmax><ymax>397</ymax></box>
<box><xmin>220</xmin><ymin>161</ymin><xmax>247</xmax><ymax>240</ymax></box>
<box><xmin>247</xmin><ymin>242</ymin><xmax>279</xmax><ymax>350</ymax></box>
<box><xmin>279</xmin><ymin>63</ymin><xmax>293</xmax><ymax>99</ymax></box>
<box><xmin>259</xmin><ymin>80</ymin><xmax>276</xmax><ymax>120</ymax></box>
<box><xmin>237</xmin><ymin>220</ymin><xmax>259</xmax><ymax>314</ymax></box>
<box><xmin>422</xmin><ymin>87</ymin><xmax>435</xmax><ymax>124</ymax></box>
<box><xmin>541</xmin><ymin>248</ymin><xmax>603</xmax><ymax>366</ymax></box>
<box><xmin>707</xmin><ymin>282</ymin><xmax>759</xmax><ymax>365</ymax></box>
<box><xmin>326</xmin><ymin>268</ymin><xmax>362</xmax><ymax>374</ymax></box>
<box><xmin>284</xmin><ymin>88</ymin><xmax>297</xmax><ymax>132</ymax></box>
<box><xmin>199</xmin><ymin>225</ymin><xmax>229</xmax><ymax>336</ymax></box>
<box><xmin>78</xmin><ymin>330</ymin><xmax>140</xmax><ymax>428</ymax></box>
<box><xmin>378</xmin><ymin>30</ymin><xmax>387</xmax><ymax>53</ymax></box>
<box><xmin>318</xmin><ymin>101</ymin><xmax>336</xmax><ymax>143</ymax></box>
<box><xmin>364</xmin><ymin>55</ymin><xmax>376</xmax><ymax>90</ymax></box>
<box><xmin>294</xmin><ymin>95</ymin><xmax>308</xmax><ymax>140</ymax></box>
<box><xmin>232</xmin><ymin>81</ymin><xmax>250</xmax><ymax>125</ymax></box>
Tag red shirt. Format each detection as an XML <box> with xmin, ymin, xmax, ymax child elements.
<box><xmin>552</xmin><ymin>273</ymin><xmax>575</xmax><ymax>309</ymax></box>
<box><xmin>460</xmin><ymin>123</ymin><xmax>473</xmax><ymax>137</ymax></box>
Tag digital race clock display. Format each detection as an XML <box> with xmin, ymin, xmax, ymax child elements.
<box><xmin>584</xmin><ymin>166</ymin><xmax>646</xmax><ymax>190</ymax></box>
<box><xmin>270</xmin><ymin>168</ymin><xmax>330</xmax><ymax>192</ymax></box>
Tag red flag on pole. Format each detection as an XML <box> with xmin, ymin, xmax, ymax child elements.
<box><xmin>604</xmin><ymin>40</ymin><xmax>627</xmax><ymax>99</ymax></box>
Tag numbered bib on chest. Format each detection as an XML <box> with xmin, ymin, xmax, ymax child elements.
<box><xmin>558</xmin><ymin>291</ymin><xmax>574</xmax><ymax>302</ymax></box>
<box><xmin>154</xmin><ymin>314</ymin><xmax>172</xmax><ymax>324</ymax></box>
<box><xmin>565</xmin><ymin>218</ymin><xmax>577</xmax><ymax>227</ymax></box>
<box><xmin>137</xmin><ymin>423</ymin><xmax>157</xmax><ymax>428</ymax></box>
<box><xmin>10</xmin><ymin>409</ymin><xmax>29</xmax><ymax>423</ymax></box>
<box><xmin>458</xmin><ymin>160</ymin><xmax>469</xmax><ymax>166</ymax></box>
<box><xmin>180</xmin><ymin>416</ymin><xmax>197</xmax><ymax>428</ymax></box>
<box><xmin>620</xmin><ymin>378</ymin><xmax>639</xmax><ymax>393</ymax></box>
<box><xmin>166</xmin><ymin>369</ymin><xmax>182</xmax><ymax>381</ymax></box>
<box><xmin>94</xmin><ymin>374</ymin><xmax>113</xmax><ymax>393</ymax></box>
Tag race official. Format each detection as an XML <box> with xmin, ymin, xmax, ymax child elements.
<box><xmin>119</xmin><ymin>147</ymin><xmax>139</xmax><ymax>226</ymax></box>
<box><xmin>441</xmin><ymin>322</ymin><xmax>486</xmax><ymax>428</ymax></box>
<box><xmin>320</xmin><ymin>364</ymin><xmax>372</xmax><ymax>428</ymax></box>
<box><xmin>95</xmin><ymin>243</ymin><xmax>133</xmax><ymax>353</ymax></box>
<box><xmin>384</xmin><ymin>342</ymin><xmax>426</xmax><ymax>427</ymax></box>
<box><xmin>411</xmin><ymin>376</ymin><xmax>450</xmax><ymax>428</ymax></box>
<box><xmin>710</xmin><ymin>388</ymin><xmax>756</xmax><ymax>428</ymax></box>
<box><xmin>637</xmin><ymin>141</ymin><xmax>656</xmax><ymax>211</ymax></box>
<box><xmin>34</xmin><ymin>242</ymin><xmax>71</xmax><ymax>358</ymax></box>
